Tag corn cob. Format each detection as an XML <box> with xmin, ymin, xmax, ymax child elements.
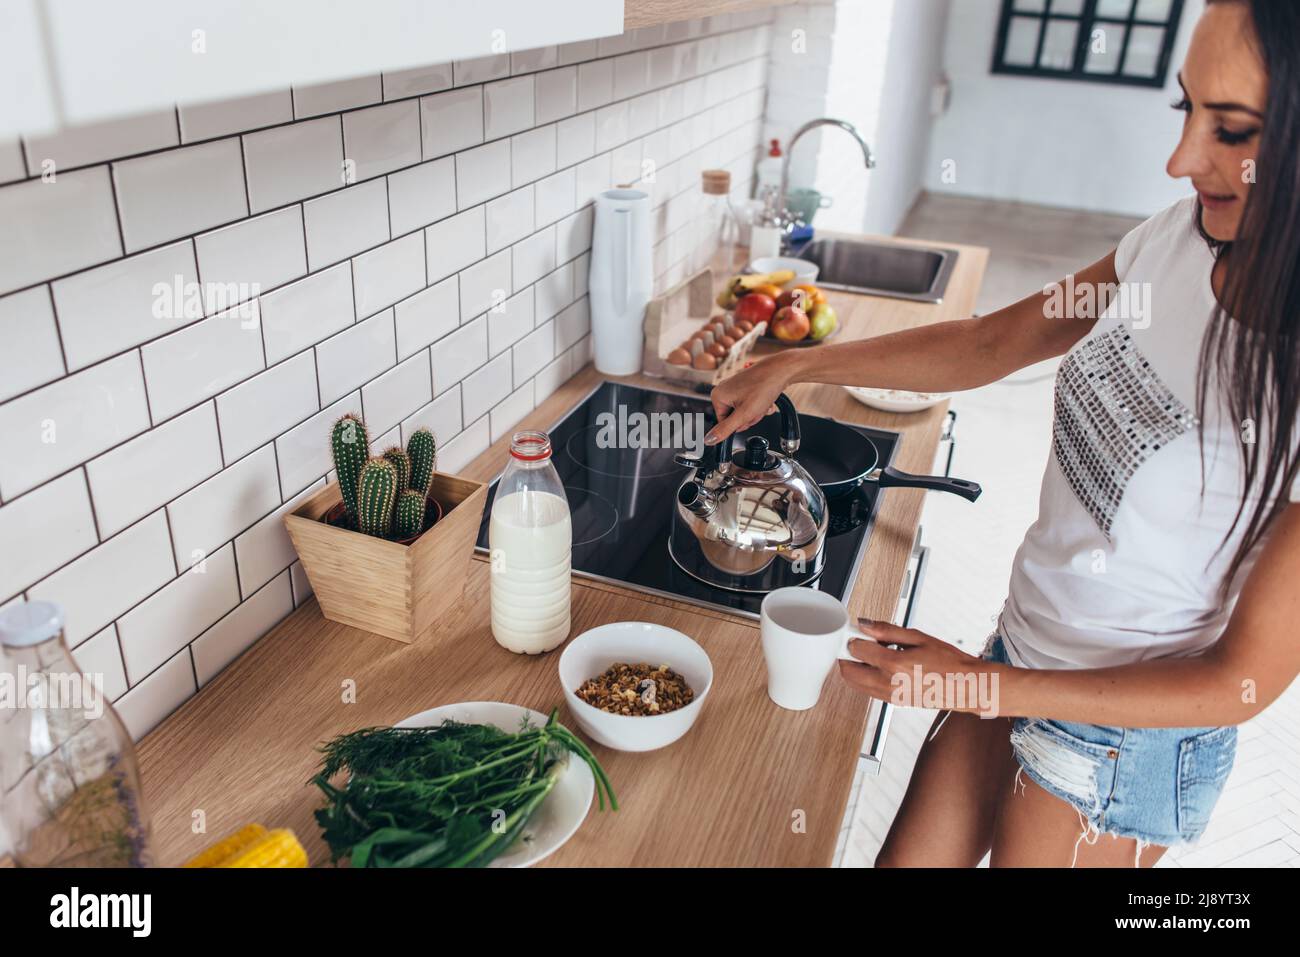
<box><xmin>218</xmin><ymin>828</ymin><xmax>308</xmax><ymax>868</ymax></box>
<box><xmin>183</xmin><ymin>823</ymin><xmax>267</xmax><ymax>868</ymax></box>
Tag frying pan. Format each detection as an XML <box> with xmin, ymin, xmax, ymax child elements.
<box><xmin>709</xmin><ymin>394</ymin><xmax>981</xmax><ymax>531</ymax></box>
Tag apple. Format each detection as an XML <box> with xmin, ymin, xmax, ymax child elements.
<box><xmin>775</xmin><ymin>288</ymin><xmax>809</xmax><ymax>311</ymax></box>
<box><xmin>770</xmin><ymin>305</ymin><xmax>810</xmax><ymax>342</ymax></box>
<box><xmin>734</xmin><ymin>293</ymin><xmax>776</xmax><ymax>326</ymax></box>
<box><xmin>808</xmin><ymin>302</ymin><xmax>837</xmax><ymax>340</ymax></box>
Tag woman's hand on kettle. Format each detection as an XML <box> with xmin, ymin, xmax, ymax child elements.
<box><xmin>704</xmin><ymin>353</ymin><xmax>798</xmax><ymax>445</ymax></box>
<box><xmin>838</xmin><ymin>619</ymin><xmax>1006</xmax><ymax>716</ymax></box>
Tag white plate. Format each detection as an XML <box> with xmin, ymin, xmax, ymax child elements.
<box><xmin>393</xmin><ymin>701</ymin><xmax>594</xmax><ymax>868</ymax></box>
<box><xmin>844</xmin><ymin>385</ymin><xmax>951</xmax><ymax>414</ymax></box>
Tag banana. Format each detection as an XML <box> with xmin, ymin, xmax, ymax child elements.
<box><xmin>733</xmin><ymin>269</ymin><xmax>796</xmax><ymax>290</ymax></box>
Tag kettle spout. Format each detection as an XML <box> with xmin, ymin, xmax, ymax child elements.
<box><xmin>676</xmin><ymin>480</ymin><xmax>716</xmax><ymax>519</ymax></box>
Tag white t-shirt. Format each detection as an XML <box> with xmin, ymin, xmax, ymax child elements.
<box><xmin>999</xmin><ymin>196</ymin><xmax>1300</xmax><ymax>670</ymax></box>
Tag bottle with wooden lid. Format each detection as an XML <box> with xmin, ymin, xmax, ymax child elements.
<box><xmin>701</xmin><ymin>169</ymin><xmax>741</xmax><ymax>272</ymax></box>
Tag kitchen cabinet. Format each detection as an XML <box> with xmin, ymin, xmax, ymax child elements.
<box><xmin>130</xmin><ymin>234</ymin><xmax>989</xmax><ymax>868</ymax></box>
<box><xmin>1</xmin><ymin>0</ymin><xmax>624</xmax><ymax>137</ymax></box>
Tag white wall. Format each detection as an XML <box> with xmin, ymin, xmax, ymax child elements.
<box><xmin>763</xmin><ymin>0</ymin><xmax>952</xmax><ymax>237</ymax></box>
<box><xmin>924</xmin><ymin>0</ymin><xmax>1203</xmax><ymax>216</ymax></box>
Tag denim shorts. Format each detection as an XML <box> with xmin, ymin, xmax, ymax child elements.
<box><xmin>981</xmin><ymin>633</ymin><xmax>1237</xmax><ymax>852</ymax></box>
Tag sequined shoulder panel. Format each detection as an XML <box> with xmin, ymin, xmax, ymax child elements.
<box><xmin>1053</xmin><ymin>326</ymin><xmax>1199</xmax><ymax>538</ymax></box>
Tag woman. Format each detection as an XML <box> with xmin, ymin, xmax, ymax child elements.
<box><xmin>707</xmin><ymin>0</ymin><xmax>1300</xmax><ymax>867</ymax></box>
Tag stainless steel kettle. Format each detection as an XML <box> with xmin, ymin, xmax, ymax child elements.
<box><xmin>669</xmin><ymin>394</ymin><xmax>829</xmax><ymax>591</ymax></box>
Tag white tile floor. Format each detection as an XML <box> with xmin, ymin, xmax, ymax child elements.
<box><xmin>839</xmin><ymin>193</ymin><xmax>1300</xmax><ymax>868</ymax></box>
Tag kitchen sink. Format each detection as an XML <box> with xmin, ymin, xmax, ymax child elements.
<box><xmin>794</xmin><ymin>238</ymin><xmax>959</xmax><ymax>303</ymax></box>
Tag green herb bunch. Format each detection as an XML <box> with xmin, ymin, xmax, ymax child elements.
<box><xmin>311</xmin><ymin>710</ymin><xmax>616</xmax><ymax>867</ymax></box>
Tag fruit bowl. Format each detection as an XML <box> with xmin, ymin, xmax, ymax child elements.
<box><xmin>759</xmin><ymin>323</ymin><xmax>840</xmax><ymax>347</ymax></box>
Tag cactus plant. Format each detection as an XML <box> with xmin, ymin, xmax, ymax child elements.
<box><xmin>382</xmin><ymin>447</ymin><xmax>411</xmax><ymax>497</ymax></box>
<box><xmin>331</xmin><ymin>414</ymin><xmax>369</xmax><ymax>527</ymax></box>
<box><xmin>394</xmin><ymin>490</ymin><xmax>426</xmax><ymax>540</ymax></box>
<box><xmin>407</xmin><ymin>428</ymin><xmax>436</xmax><ymax>497</ymax></box>
<box><xmin>357</xmin><ymin>459</ymin><xmax>397</xmax><ymax>539</ymax></box>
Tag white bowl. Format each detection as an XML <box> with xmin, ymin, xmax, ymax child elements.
<box><xmin>748</xmin><ymin>256</ymin><xmax>818</xmax><ymax>287</ymax></box>
<box><xmin>844</xmin><ymin>385</ymin><xmax>951</xmax><ymax>413</ymax></box>
<box><xmin>559</xmin><ymin>622</ymin><xmax>712</xmax><ymax>752</ymax></box>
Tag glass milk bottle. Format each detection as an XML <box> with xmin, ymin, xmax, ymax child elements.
<box><xmin>0</xmin><ymin>601</ymin><xmax>152</xmax><ymax>866</ymax></box>
<box><xmin>489</xmin><ymin>431</ymin><xmax>573</xmax><ymax>654</ymax></box>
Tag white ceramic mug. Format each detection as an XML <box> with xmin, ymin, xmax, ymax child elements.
<box><xmin>760</xmin><ymin>587</ymin><xmax>869</xmax><ymax>711</ymax></box>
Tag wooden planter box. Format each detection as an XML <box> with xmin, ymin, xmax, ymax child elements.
<box><xmin>284</xmin><ymin>473</ymin><xmax>488</xmax><ymax>644</ymax></box>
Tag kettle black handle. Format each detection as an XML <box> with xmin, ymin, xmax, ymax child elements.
<box><xmin>773</xmin><ymin>393</ymin><xmax>800</xmax><ymax>455</ymax></box>
<box><xmin>674</xmin><ymin>432</ymin><xmax>737</xmax><ymax>474</ymax></box>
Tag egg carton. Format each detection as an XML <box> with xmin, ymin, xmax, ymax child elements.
<box><xmin>641</xmin><ymin>268</ymin><xmax>767</xmax><ymax>387</ymax></box>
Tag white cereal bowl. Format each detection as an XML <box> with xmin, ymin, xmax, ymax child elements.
<box><xmin>748</xmin><ymin>256</ymin><xmax>819</xmax><ymax>287</ymax></box>
<box><xmin>558</xmin><ymin>621</ymin><xmax>713</xmax><ymax>752</ymax></box>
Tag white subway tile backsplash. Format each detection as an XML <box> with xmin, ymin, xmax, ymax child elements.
<box><xmin>27</xmin><ymin>511</ymin><xmax>175</xmax><ymax>646</ymax></box>
<box><xmin>535</xmin><ymin>67</ymin><xmax>578</xmax><ymax>125</ymax></box>
<box><xmin>395</xmin><ymin>276</ymin><xmax>458</xmax><ymax>359</ymax></box>
<box><xmin>511</xmin><ymin>125</ymin><xmax>557</xmax><ymax>188</ymax></box>
<box><xmin>293</xmin><ymin>75</ymin><xmax>383</xmax><ymax>118</ymax></box>
<box><xmin>352</xmin><ymin>232</ymin><xmax>425</xmax><ymax>318</ymax></box>
<box><xmin>556</xmin><ymin>112</ymin><xmax>596</xmax><ymax>168</ymax></box>
<box><xmin>0</xmin><ymin>470</ymin><xmax>97</xmax><ymax>601</ymax></box>
<box><xmin>194</xmin><ymin>207</ymin><xmax>307</xmax><ymax>310</ymax></box>
<box><xmin>430</xmin><ymin>317</ymin><xmax>487</xmax><ymax>393</ymax></box>
<box><xmin>112</xmin><ymin>138</ymin><xmax>248</xmax><ymax>252</ymax></box>
<box><xmin>534</xmin><ymin>168</ymin><xmax>576</xmax><ymax>227</ymax></box>
<box><xmin>387</xmin><ymin>157</ymin><xmax>456</xmax><ymax>236</ymax></box>
<box><xmin>401</xmin><ymin>386</ymin><xmax>461</xmax><ymax>450</ymax></box>
<box><xmin>243</xmin><ymin>117</ymin><xmax>343</xmax><ymax>213</ymax></box>
<box><xmin>461</xmin><ymin>353</ymin><xmax>513</xmax><ymax>424</ymax></box>
<box><xmin>362</xmin><ymin>352</ymin><xmax>433</xmax><ymax>438</ymax></box>
<box><xmin>511</xmin><ymin>318</ymin><xmax>556</xmax><ymax>385</ymax></box>
<box><xmin>192</xmin><ymin>571</ymin><xmax>293</xmax><ymax>686</ymax></box>
<box><xmin>577</xmin><ymin>59</ymin><xmax>614</xmax><ymax>111</ymax></box>
<box><xmin>512</xmin><ymin>46</ymin><xmax>558</xmax><ymax>75</ymax></box>
<box><xmin>490</xmin><ymin>381</ymin><xmax>535</xmax><ymax>443</ymax></box>
<box><xmin>484</xmin><ymin>76</ymin><xmax>535</xmax><ymax>141</ymax></box>
<box><xmin>86</xmin><ymin>402</ymin><xmax>223</xmax><ymax>538</ymax></box>
<box><xmin>115</xmin><ymin>647</ymin><xmax>196</xmax><ymax>741</ymax></box>
<box><xmin>117</xmin><ymin>544</ymin><xmax>239</xmax><ymax>684</ymax></box>
<box><xmin>52</xmin><ymin>240</ymin><xmax>198</xmax><ymax>372</ymax></box>
<box><xmin>141</xmin><ymin>300</ymin><xmax>265</xmax><ymax>421</ymax></box>
<box><xmin>216</xmin><ymin>351</ymin><xmax>319</xmax><ymax>462</ymax></box>
<box><xmin>458</xmin><ymin>250</ymin><xmax>511</xmax><ymax>321</ymax></box>
<box><xmin>275</xmin><ymin>393</ymin><xmax>358</xmax><ymax>498</ymax></box>
<box><xmin>438</xmin><ymin>415</ymin><xmax>491</xmax><ymax>475</ymax></box>
<box><xmin>425</xmin><ymin>206</ymin><xmax>486</xmax><ymax>285</ymax></box>
<box><xmin>234</xmin><ymin>479</ymin><xmax>324</xmax><ymax>595</ymax></box>
<box><xmin>167</xmin><ymin>444</ymin><xmax>280</xmax><ymax>570</ymax></box>
<box><xmin>487</xmin><ymin>288</ymin><xmax>534</xmax><ymax>357</ymax></box>
<box><xmin>259</xmin><ymin>262</ymin><xmax>355</xmax><ymax>364</ymax></box>
<box><xmin>0</xmin><ymin>354</ymin><xmax>150</xmax><ymax>500</ymax></box>
<box><xmin>512</xmin><ymin>226</ymin><xmax>556</xmax><ymax>292</ymax></box>
<box><xmin>486</xmin><ymin>185</ymin><xmax>534</xmax><ymax>254</ymax></box>
<box><xmin>303</xmin><ymin>178</ymin><xmax>390</xmax><ymax>271</ymax></box>
<box><xmin>343</xmin><ymin>100</ymin><xmax>421</xmax><ymax>181</ymax></box>
<box><xmin>420</xmin><ymin>87</ymin><xmax>484</xmax><ymax>159</ymax></box>
<box><xmin>383</xmin><ymin>63</ymin><xmax>453</xmax><ymax>100</ymax></box>
<box><xmin>72</xmin><ymin>625</ymin><xmax>128</xmax><ymax>702</ymax></box>
<box><xmin>455</xmin><ymin>140</ymin><xmax>512</xmax><ymax>209</ymax></box>
<box><xmin>454</xmin><ymin>55</ymin><xmax>510</xmax><ymax>86</ymax></box>
<box><xmin>0</xmin><ymin>167</ymin><xmax>122</xmax><ymax>295</ymax></box>
<box><xmin>0</xmin><ymin>287</ymin><xmax>64</xmax><ymax>402</ymax></box>
<box><xmin>179</xmin><ymin>90</ymin><xmax>294</xmax><ymax>142</ymax></box>
<box><xmin>3</xmin><ymin>12</ymin><xmax>773</xmax><ymax>719</ymax></box>
<box><xmin>25</xmin><ymin>110</ymin><xmax>178</xmax><ymax>175</ymax></box>
<box><xmin>316</xmin><ymin>309</ymin><xmax>396</xmax><ymax>406</ymax></box>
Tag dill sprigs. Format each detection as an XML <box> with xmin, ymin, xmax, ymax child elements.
<box><xmin>311</xmin><ymin>709</ymin><xmax>616</xmax><ymax>867</ymax></box>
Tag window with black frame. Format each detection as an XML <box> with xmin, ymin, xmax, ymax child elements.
<box><xmin>991</xmin><ymin>0</ymin><xmax>1185</xmax><ymax>87</ymax></box>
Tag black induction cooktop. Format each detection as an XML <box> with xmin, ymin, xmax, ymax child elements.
<box><xmin>473</xmin><ymin>381</ymin><xmax>898</xmax><ymax>619</ymax></box>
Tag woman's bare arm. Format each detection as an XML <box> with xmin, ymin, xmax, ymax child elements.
<box><xmin>705</xmin><ymin>251</ymin><xmax>1118</xmax><ymax>444</ymax></box>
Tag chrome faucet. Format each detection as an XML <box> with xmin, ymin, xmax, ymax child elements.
<box><xmin>777</xmin><ymin>118</ymin><xmax>876</xmax><ymax>226</ymax></box>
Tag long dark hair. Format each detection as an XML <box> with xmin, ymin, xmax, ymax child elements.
<box><xmin>1198</xmin><ymin>0</ymin><xmax>1300</xmax><ymax>593</ymax></box>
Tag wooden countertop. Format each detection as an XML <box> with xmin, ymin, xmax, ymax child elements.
<box><xmin>135</xmin><ymin>233</ymin><xmax>988</xmax><ymax>868</ymax></box>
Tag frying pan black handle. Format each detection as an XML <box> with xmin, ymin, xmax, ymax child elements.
<box><xmin>876</xmin><ymin>466</ymin><xmax>982</xmax><ymax>502</ymax></box>
<box><xmin>774</xmin><ymin>393</ymin><xmax>800</xmax><ymax>455</ymax></box>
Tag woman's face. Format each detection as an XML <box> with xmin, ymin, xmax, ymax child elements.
<box><xmin>1166</xmin><ymin>1</ymin><xmax>1267</xmax><ymax>242</ymax></box>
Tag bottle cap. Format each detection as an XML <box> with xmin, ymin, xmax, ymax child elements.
<box><xmin>510</xmin><ymin>431</ymin><xmax>553</xmax><ymax>461</ymax></box>
<box><xmin>0</xmin><ymin>601</ymin><xmax>65</xmax><ymax>648</ymax></box>
<box><xmin>702</xmin><ymin>169</ymin><xmax>731</xmax><ymax>195</ymax></box>
<box><xmin>768</xmin><ymin>138</ymin><xmax>782</xmax><ymax>157</ymax></box>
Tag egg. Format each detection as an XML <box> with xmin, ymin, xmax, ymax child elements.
<box><xmin>667</xmin><ymin>347</ymin><xmax>692</xmax><ymax>365</ymax></box>
<box><xmin>692</xmin><ymin>351</ymin><xmax>718</xmax><ymax>370</ymax></box>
